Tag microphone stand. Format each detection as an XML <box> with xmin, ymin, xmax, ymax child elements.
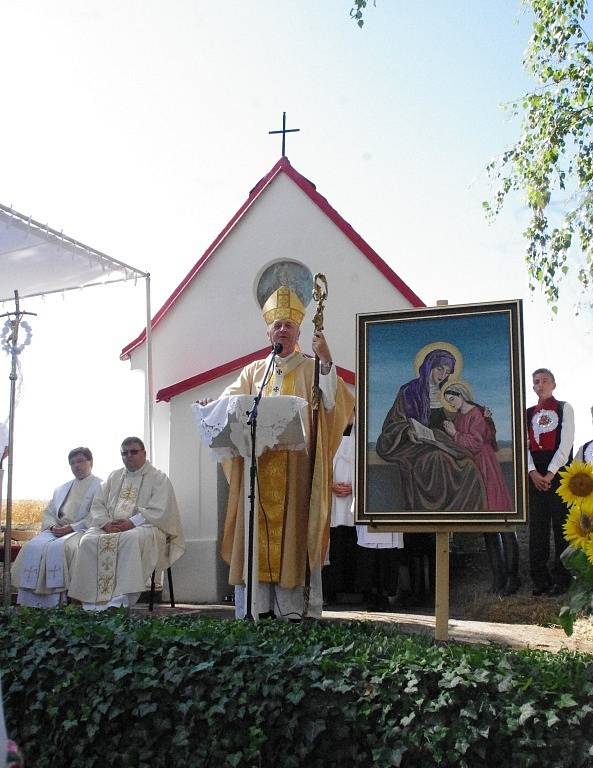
<box><xmin>244</xmin><ymin>343</ymin><xmax>282</xmax><ymax>621</ymax></box>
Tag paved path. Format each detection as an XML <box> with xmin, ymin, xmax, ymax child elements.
<box><xmin>132</xmin><ymin>603</ymin><xmax>593</xmax><ymax>654</ymax></box>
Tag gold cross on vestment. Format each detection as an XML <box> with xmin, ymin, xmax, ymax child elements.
<box><xmin>99</xmin><ymin>536</ymin><xmax>118</xmax><ymax>553</ymax></box>
<box><xmin>119</xmin><ymin>484</ymin><xmax>138</xmax><ymax>502</ymax></box>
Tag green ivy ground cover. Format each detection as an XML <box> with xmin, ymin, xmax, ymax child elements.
<box><xmin>1</xmin><ymin>608</ymin><xmax>592</xmax><ymax>768</ymax></box>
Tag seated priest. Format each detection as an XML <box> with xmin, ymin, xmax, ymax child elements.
<box><xmin>68</xmin><ymin>436</ymin><xmax>185</xmax><ymax>611</ymax></box>
<box><xmin>201</xmin><ymin>285</ymin><xmax>354</xmax><ymax>620</ymax></box>
<box><xmin>13</xmin><ymin>446</ymin><xmax>101</xmax><ymax>608</ymax></box>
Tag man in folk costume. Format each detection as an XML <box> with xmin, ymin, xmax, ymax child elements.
<box><xmin>13</xmin><ymin>447</ymin><xmax>101</xmax><ymax>608</ymax></box>
<box><xmin>527</xmin><ymin>368</ymin><xmax>574</xmax><ymax>596</ymax></box>
<box><xmin>216</xmin><ymin>285</ymin><xmax>354</xmax><ymax>619</ymax></box>
<box><xmin>68</xmin><ymin>437</ymin><xmax>184</xmax><ymax>610</ymax></box>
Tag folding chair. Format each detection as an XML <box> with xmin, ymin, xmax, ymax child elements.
<box><xmin>148</xmin><ymin>567</ymin><xmax>175</xmax><ymax>611</ymax></box>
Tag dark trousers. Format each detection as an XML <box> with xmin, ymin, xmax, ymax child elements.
<box><xmin>529</xmin><ymin>476</ymin><xmax>571</xmax><ymax>589</ymax></box>
<box><xmin>322</xmin><ymin>526</ymin><xmax>358</xmax><ymax>598</ymax></box>
<box><xmin>484</xmin><ymin>532</ymin><xmax>520</xmax><ymax>592</ymax></box>
<box><xmin>356</xmin><ymin>546</ymin><xmax>404</xmax><ymax>596</ymax></box>
<box><xmin>404</xmin><ymin>532</ymin><xmax>436</xmax><ymax>597</ymax></box>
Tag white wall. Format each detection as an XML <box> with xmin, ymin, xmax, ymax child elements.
<box><xmin>128</xmin><ymin>171</ymin><xmax>417</xmax><ymax>388</ymax></box>
<box><xmin>167</xmin><ymin>374</ymin><xmax>236</xmax><ymax>602</ymax></box>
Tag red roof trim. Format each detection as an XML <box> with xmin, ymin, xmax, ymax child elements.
<box><xmin>156</xmin><ymin>348</ymin><xmax>355</xmax><ymax>403</ymax></box>
<box><xmin>337</xmin><ymin>365</ymin><xmax>355</xmax><ymax>386</ymax></box>
<box><xmin>121</xmin><ymin>157</ymin><xmax>424</xmax><ymax>360</ymax></box>
<box><xmin>156</xmin><ymin>346</ymin><xmax>271</xmax><ymax>402</ymax></box>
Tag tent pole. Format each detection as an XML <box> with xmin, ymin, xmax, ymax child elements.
<box><xmin>145</xmin><ymin>275</ymin><xmax>154</xmax><ymax>460</ymax></box>
<box><xmin>3</xmin><ymin>352</ymin><xmax>17</xmax><ymax>607</ymax></box>
<box><xmin>1</xmin><ymin>291</ymin><xmax>36</xmax><ymax>606</ymax></box>
<box><xmin>3</xmin><ymin>291</ymin><xmax>21</xmax><ymax>607</ymax></box>
<box><xmin>0</xmin><ymin>464</ymin><xmax>4</xmax><ymax>601</ymax></box>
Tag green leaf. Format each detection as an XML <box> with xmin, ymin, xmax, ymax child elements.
<box><xmin>286</xmin><ymin>689</ymin><xmax>305</xmax><ymax>705</ymax></box>
<box><xmin>519</xmin><ymin>702</ymin><xmax>536</xmax><ymax>725</ymax></box>
<box><xmin>557</xmin><ymin>693</ymin><xmax>578</xmax><ymax>708</ymax></box>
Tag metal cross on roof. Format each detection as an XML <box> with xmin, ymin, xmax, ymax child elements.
<box><xmin>268</xmin><ymin>112</ymin><xmax>300</xmax><ymax>157</ymax></box>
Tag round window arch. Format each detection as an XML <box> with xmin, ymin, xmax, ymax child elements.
<box><xmin>256</xmin><ymin>260</ymin><xmax>314</xmax><ymax>309</ymax></box>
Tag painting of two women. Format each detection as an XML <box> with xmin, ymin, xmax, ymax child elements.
<box><xmin>359</xmin><ymin>303</ymin><xmax>525</xmax><ymax>523</ymax></box>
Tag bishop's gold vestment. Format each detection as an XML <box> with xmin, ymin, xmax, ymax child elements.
<box><xmin>220</xmin><ymin>352</ymin><xmax>354</xmax><ymax>590</ymax></box>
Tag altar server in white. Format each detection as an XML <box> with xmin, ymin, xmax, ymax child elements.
<box><xmin>68</xmin><ymin>436</ymin><xmax>185</xmax><ymax>610</ymax></box>
<box><xmin>13</xmin><ymin>447</ymin><xmax>101</xmax><ymax>608</ymax></box>
<box><xmin>323</xmin><ymin>420</ymin><xmax>358</xmax><ymax>602</ymax></box>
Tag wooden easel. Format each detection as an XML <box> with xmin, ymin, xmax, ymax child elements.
<box><xmin>368</xmin><ymin>522</ymin><xmax>518</xmax><ymax>641</ymax></box>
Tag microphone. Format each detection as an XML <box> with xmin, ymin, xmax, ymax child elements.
<box><xmin>248</xmin><ymin>342</ymin><xmax>283</xmax><ymax>425</ymax></box>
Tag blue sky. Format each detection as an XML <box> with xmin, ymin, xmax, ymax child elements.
<box><xmin>1</xmin><ymin>1</ymin><xmax>592</xmax><ymax>497</ymax></box>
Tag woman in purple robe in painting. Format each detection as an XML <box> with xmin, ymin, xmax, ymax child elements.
<box><xmin>375</xmin><ymin>348</ymin><xmax>486</xmax><ymax>512</ymax></box>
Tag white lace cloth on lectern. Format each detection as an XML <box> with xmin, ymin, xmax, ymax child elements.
<box><xmin>192</xmin><ymin>395</ymin><xmax>309</xmax><ymax>460</ymax></box>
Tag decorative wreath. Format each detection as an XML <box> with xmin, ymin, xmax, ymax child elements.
<box><xmin>1</xmin><ymin>318</ymin><xmax>33</xmax><ymax>356</ymax></box>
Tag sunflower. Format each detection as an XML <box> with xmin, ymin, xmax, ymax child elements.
<box><xmin>581</xmin><ymin>494</ymin><xmax>593</xmax><ymax>515</ymax></box>
<box><xmin>563</xmin><ymin>505</ymin><xmax>593</xmax><ymax>549</ymax></box>
<box><xmin>585</xmin><ymin>536</ymin><xmax>593</xmax><ymax>567</ymax></box>
<box><xmin>557</xmin><ymin>460</ymin><xmax>593</xmax><ymax>508</ymax></box>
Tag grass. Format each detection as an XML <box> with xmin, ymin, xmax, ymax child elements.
<box><xmin>460</xmin><ymin>586</ymin><xmax>565</xmax><ymax>626</ymax></box>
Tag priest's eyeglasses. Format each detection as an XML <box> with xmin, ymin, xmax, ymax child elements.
<box><xmin>121</xmin><ymin>448</ymin><xmax>142</xmax><ymax>456</ymax></box>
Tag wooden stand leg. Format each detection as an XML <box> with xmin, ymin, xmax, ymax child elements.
<box><xmin>435</xmin><ymin>531</ymin><xmax>450</xmax><ymax>641</ymax></box>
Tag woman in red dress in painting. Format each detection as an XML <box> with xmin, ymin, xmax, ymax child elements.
<box><xmin>442</xmin><ymin>382</ymin><xmax>512</xmax><ymax>511</ymax></box>
<box><xmin>443</xmin><ymin>381</ymin><xmax>521</xmax><ymax>595</ymax></box>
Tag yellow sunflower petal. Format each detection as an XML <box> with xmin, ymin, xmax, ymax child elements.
<box><xmin>557</xmin><ymin>460</ymin><xmax>593</xmax><ymax>507</ymax></box>
<box><xmin>563</xmin><ymin>505</ymin><xmax>593</xmax><ymax>550</ymax></box>
<box><xmin>585</xmin><ymin>537</ymin><xmax>593</xmax><ymax>567</ymax></box>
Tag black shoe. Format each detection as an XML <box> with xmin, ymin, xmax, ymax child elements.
<box><xmin>547</xmin><ymin>583</ymin><xmax>568</xmax><ymax>597</ymax></box>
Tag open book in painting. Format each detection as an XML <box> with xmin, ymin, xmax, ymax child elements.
<box><xmin>409</xmin><ymin>417</ymin><xmax>465</xmax><ymax>459</ymax></box>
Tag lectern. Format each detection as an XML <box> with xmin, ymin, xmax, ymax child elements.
<box><xmin>193</xmin><ymin>394</ymin><xmax>308</xmax><ymax>620</ymax></box>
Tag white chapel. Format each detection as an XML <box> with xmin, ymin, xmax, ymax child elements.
<box><xmin>120</xmin><ymin>157</ymin><xmax>424</xmax><ymax>602</ymax></box>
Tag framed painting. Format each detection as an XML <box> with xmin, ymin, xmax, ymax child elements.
<box><xmin>356</xmin><ymin>300</ymin><xmax>527</xmax><ymax>526</ymax></box>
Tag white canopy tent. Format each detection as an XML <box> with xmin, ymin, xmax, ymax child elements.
<box><xmin>0</xmin><ymin>202</ymin><xmax>153</xmax><ymax>605</ymax></box>
<box><xmin>0</xmin><ymin>201</ymin><xmax>150</xmax><ymax>303</ymax></box>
